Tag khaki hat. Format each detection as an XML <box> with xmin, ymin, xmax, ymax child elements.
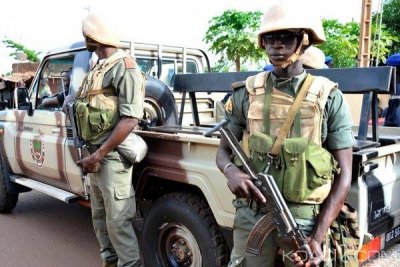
<box><xmin>258</xmin><ymin>1</ymin><xmax>326</xmax><ymax>49</ymax></box>
<box><xmin>82</xmin><ymin>13</ymin><xmax>120</xmax><ymax>48</ymax></box>
<box><xmin>301</xmin><ymin>46</ymin><xmax>326</xmax><ymax>69</ymax></box>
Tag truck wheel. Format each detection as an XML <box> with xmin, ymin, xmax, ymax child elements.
<box><xmin>143</xmin><ymin>97</ymin><xmax>163</xmax><ymax>127</ymax></box>
<box><xmin>144</xmin><ymin>76</ymin><xmax>178</xmax><ymax>126</ymax></box>
<box><xmin>0</xmin><ymin>158</ymin><xmax>18</xmax><ymax>213</ymax></box>
<box><xmin>142</xmin><ymin>192</ymin><xmax>230</xmax><ymax>267</ymax></box>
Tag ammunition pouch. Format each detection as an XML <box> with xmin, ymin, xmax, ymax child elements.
<box><xmin>329</xmin><ymin>202</ymin><xmax>360</xmax><ymax>267</ymax></box>
<box><xmin>74</xmin><ymin>100</ymin><xmax>119</xmax><ymax>143</ymax></box>
<box><xmin>248</xmin><ymin>132</ymin><xmax>338</xmax><ymax>204</ymax></box>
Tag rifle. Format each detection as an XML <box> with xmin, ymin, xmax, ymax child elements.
<box><xmin>205</xmin><ymin>119</ymin><xmax>313</xmax><ymax>261</ymax></box>
<box><xmin>67</xmin><ymin>102</ymin><xmax>89</xmax><ymax>200</ymax></box>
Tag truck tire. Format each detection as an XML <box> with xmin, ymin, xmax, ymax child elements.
<box><xmin>0</xmin><ymin>158</ymin><xmax>18</xmax><ymax>213</ymax></box>
<box><xmin>142</xmin><ymin>192</ymin><xmax>230</xmax><ymax>267</ymax></box>
<box><xmin>144</xmin><ymin>76</ymin><xmax>178</xmax><ymax>126</ymax></box>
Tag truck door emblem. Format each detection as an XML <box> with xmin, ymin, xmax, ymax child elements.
<box><xmin>30</xmin><ymin>130</ymin><xmax>45</xmax><ymax>168</ymax></box>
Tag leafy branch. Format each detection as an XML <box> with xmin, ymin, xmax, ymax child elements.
<box><xmin>2</xmin><ymin>39</ymin><xmax>41</xmax><ymax>62</ymax></box>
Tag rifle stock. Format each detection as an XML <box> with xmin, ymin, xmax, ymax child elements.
<box><xmin>67</xmin><ymin>102</ymin><xmax>89</xmax><ymax>200</ymax></box>
<box><xmin>207</xmin><ymin>120</ymin><xmax>313</xmax><ymax>261</ymax></box>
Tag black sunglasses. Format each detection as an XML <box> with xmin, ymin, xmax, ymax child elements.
<box><xmin>262</xmin><ymin>31</ymin><xmax>302</xmax><ymax>46</ymax></box>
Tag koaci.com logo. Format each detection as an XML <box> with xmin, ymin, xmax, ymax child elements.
<box><xmin>281</xmin><ymin>246</ymin><xmax>362</xmax><ymax>264</ymax></box>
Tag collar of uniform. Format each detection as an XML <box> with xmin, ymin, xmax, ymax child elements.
<box><xmin>270</xmin><ymin>70</ymin><xmax>307</xmax><ymax>97</ymax></box>
<box><xmin>92</xmin><ymin>58</ymin><xmax>106</xmax><ymax>70</ymax></box>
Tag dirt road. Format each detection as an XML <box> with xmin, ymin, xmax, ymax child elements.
<box><xmin>0</xmin><ymin>190</ymin><xmax>101</xmax><ymax>267</ymax></box>
<box><xmin>1</xmin><ymin>190</ymin><xmax>399</xmax><ymax>267</ymax></box>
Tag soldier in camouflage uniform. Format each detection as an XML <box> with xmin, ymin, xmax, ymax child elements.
<box><xmin>75</xmin><ymin>13</ymin><xmax>144</xmax><ymax>267</ymax></box>
<box><xmin>216</xmin><ymin>2</ymin><xmax>354</xmax><ymax>267</ymax></box>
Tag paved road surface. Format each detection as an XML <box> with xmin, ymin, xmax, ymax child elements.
<box><xmin>0</xmin><ymin>190</ymin><xmax>101</xmax><ymax>267</ymax></box>
<box><xmin>1</xmin><ymin>190</ymin><xmax>399</xmax><ymax>267</ymax></box>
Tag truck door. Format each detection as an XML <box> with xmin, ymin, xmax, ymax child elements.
<box><xmin>16</xmin><ymin>54</ymin><xmax>75</xmax><ymax>191</ymax></box>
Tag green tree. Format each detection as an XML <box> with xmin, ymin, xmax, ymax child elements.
<box><xmin>319</xmin><ymin>20</ymin><xmax>359</xmax><ymax>68</ymax></box>
<box><xmin>210</xmin><ymin>58</ymin><xmax>234</xmax><ymax>73</ymax></box>
<box><xmin>2</xmin><ymin>39</ymin><xmax>41</xmax><ymax>62</ymax></box>
<box><xmin>204</xmin><ymin>10</ymin><xmax>264</xmax><ymax>72</ymax></box>
<box><xmin>370</xmin><ymin>23</ymin><xmax>398</xmax><ymax>65</ymax></box>
<box><xmin>376</xmin><ymin>0</ymin><xmax>400</xmax><ymax>55</ymax></box>
<box><xmin>320</xmin><ymin>19</ymin><xmax>397</xmax><ymax>67</ymax></box>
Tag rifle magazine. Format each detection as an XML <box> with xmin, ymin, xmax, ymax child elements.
<box><xmin>246</xmin><ymin>213</ymin><xmax>277</xmax><ymax>255</ymax></box>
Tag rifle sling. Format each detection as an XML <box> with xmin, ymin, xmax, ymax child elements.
<box><xmin>269</xmin><ymin>74</ymin><xmax>315</xmax><ymax>156</ymax></box>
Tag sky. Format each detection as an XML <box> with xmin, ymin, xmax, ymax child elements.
<box><xmin>0</xmin><ymin>0</ymin><xmax>380</xmax><ymax>74</ymax></box>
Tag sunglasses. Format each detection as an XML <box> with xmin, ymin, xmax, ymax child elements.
<box><xmin>262</xmin><ymin>31</ymin><xmax>302</xmax><ymax>46</ymax></box>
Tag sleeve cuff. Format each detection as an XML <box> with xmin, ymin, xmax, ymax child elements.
<box><xmin>326</xmin><ymin>129</ymin><xmax>355</xmax><ymax>150</ymax></box>
<box><xmin>119</xmin><ymin>103</ymin><xmax>143</xmax><ymax>119</ymax></box>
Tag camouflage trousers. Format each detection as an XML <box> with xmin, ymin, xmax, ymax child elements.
<box><xmin>228</xmin><ymin>198</ymin><xmax>331</xmax><ymax>267</ymax></box>
<box><xmin>89</xmin><ymin>150</ymin><xmax>141</xmax><ymax>267</ymax></box>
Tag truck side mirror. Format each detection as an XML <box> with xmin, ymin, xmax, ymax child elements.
<box><xmin>13</xmin><ymin>87</ymin><xmax>33</xmax><ymax>115</ymax></box>
<box><xmin>26</xmin><ymin>102</ymin><xmax>33</xmax><ymax>116</ymax></box>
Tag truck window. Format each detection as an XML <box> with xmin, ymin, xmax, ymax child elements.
<box><xmin>35</xmin><ymin>56</ymin><xmax>74</xmax><ymax>110</ymax></box>
<box><xmin>136</xmin><ymin>58</ymin><xmax>199</xmax><ymax>87</ymax></box>
<box><xmin>136</xmin><ymin>58</ymin><xmax>153</xmax><ymax>74</ymax></box>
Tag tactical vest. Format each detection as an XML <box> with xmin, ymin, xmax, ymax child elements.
<box><xmin>246</xmin><ymin>71</ymin><xmax>335</xmax><ymax>144</ymax></box>
<box><xmin>75</xmin><ymin>51</ymin><xmax>132</xmax><ymax>143</ymax></box>
<box><xmin>246</xmin><ymin>71</ymin><xmax>338</xmax><ymax>204</ymax></box>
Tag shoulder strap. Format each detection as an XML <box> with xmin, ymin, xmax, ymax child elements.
<box><xmin>270</xmin><ymin>74</ymin><xmax>315</xmax><ymax>156</ymax></box>
<box><xmin>246</xmin><ymin>71</ymin><xmax>268</xmax><ymax>95</ymax></box>
<box><xmin>232</xmin><ymin>81</ymin><xmax>246</xmax><ymax>91</ymax></box>
<box><xmin>305</xmin><ymin>76</ymin><xmax>337</xmax><ymax>103</ymax></box>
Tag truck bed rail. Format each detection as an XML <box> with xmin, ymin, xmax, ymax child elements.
<box><xmin>174</xmin><ymin>67</ymin><xmax>396</xmax><ymax>151</ymax></box>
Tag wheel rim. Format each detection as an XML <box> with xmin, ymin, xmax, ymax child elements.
<box><xmin>157</xmin><ymin>222</ymin><xmax>202</xmax><ymax>267</ymax></box>
<box><xmin>143</xmin><ymin>98</ymin><xmax>163</xmax><ymax>126</ymax></box>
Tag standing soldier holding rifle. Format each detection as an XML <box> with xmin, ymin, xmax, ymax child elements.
<box><xmin>216</xmin><ymin>2</ymin><xmax>354</xmax><ymax>266</ymax></box>
<box><xmin>70</xmin><ymin>13</ymin><xmax>145</xmax><ymax>267</ymax></box>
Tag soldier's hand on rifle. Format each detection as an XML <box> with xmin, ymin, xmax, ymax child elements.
<box><xmin>290</xmin><ymin>237</ymin><xmax>323</xmax><ymax>267</ymax></box>
<box><xmin>306</xmin><ymin>237</ymin><xmax>323</xmax><ymax>267</ymax></box>
<box><xmin>224</xmin><ymin>165</ymin><xmax>266</xmax><ymax>203</ymax></box>
<box><xmin>77</xmin><ymin>151</ymin><xmax>102</xmax><ymax>174</ymax></box>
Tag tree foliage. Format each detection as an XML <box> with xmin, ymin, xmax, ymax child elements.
<box><xmin>319</xmin><ymin>20</ymin><xmax>359</xmax><ymax>67</ymax></box>
<box><xmin>204</xmin><ymin>5</ymin><xmax>400</xmax><ymax>71</ymax></box>
<box><xmin>370</xmin><ymin>23</ymin><xmax>398</xmax><ymax>65</ymax></box>
<box><xmin>378</xmin><ymin>0</ymin><xmax>400</xmax><ymax>53</ymax></box>
<box><xmin>204</xmin><ymin>10</ymin><xmax>264</xmax><ymax>72</ymax></box>
<box><xmin>2</xmin><ymin>39</ymin><xmax>41</xmax><ymax>62</ymax></box>
<box><xmin>319</xmin><ymin>19</ymin><xmax>397</xmax><ymax>67</ymax></box>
